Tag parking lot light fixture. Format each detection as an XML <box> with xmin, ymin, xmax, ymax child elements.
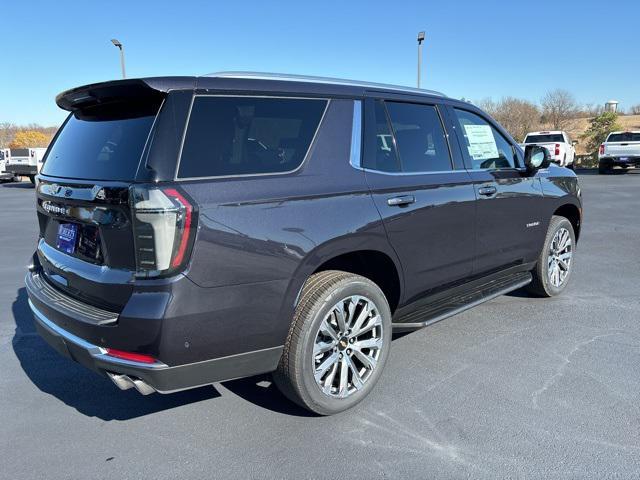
<box><xmin>111</xmin><ymin>38</ymin><xmax>126</xmax><ymax>79</ymax></box>
<box><xmin>417</xmin><ymin>31</ymin><xmax>425</xmax><ymax>88</ymax></box>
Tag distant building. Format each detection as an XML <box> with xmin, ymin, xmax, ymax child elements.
<box><xmin>605</xmin><ymin>100</ymin><xmax>619</xmax><ymax>113</ymax></box>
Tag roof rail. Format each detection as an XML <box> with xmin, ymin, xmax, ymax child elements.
<box><xmin>204</xmin><ymin>71</ymin><xmax>446</xmax><ymax>97</ymax></box>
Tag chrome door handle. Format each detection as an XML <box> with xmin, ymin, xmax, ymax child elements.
<box><xmin>478</xmin><ymin>186</ymin><xmax>497</xmax><ymax>196</ymax></box>
<box><xmin>387</xmin><ymin>195</ymin><xmax>416</xmax><ymax>207</ymax></box>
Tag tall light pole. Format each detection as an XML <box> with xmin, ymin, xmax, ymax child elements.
<box><xmin>111</xmin><ymin>39</ymin><xmax>126</xmax><ymax>79</ymax></box>
<box><xmin>417</xmin><ymin>31</ymin><xmax>425</xmax><ymax>88</ymax></box>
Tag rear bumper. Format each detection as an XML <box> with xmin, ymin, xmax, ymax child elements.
<box><xmin>600</xmin><ymin>156</ymin><xmax>640</xmax><ymax>167</ymax></box>
<box><xmin>6</xmin><ymin>164</ymin><xmax>36</xmax><ymax>176</ymax></box>
<box><xmin>26</xmin><ymin>269</ymin><xmax>283</xmax><ymax>394</ymax></box>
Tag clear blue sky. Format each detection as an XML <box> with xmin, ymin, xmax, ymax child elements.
<box><xmin>3</xmin><ymin>0</ymin><xmax>639</xmax><ymax>126</ymax></box>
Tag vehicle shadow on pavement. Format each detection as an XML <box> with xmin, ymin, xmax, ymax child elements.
<box><xmin>11</xmin><ymin>288</ymin><xmax>221</xmax><ymax>421</ymax></box>
<box><xmin>222</xmin><ymin>376</ymin><xmax>318</xmax><ymax>417</ymax></box>
<box><xmin>1</xmin><ymin>182</ymin><xmax>34</xmax><ymax>189</ymax></box>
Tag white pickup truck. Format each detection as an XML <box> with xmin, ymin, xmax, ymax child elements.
<box><xmin>598</xmin><ymin>131</ymin><xmax>640</xmax><ymax>174</ymax></box>
<box><xmin>0</xmin><ymin>148</ymin><xmax>14</xmax><ymax>181</ymax></box>
<box><xmin>5</xmin><ymin>147</ymin><xmax>47</xmax><ymax>184</ymax></box>
<box><xmin>521</xmin><ymin>131</ymin><xmax>577</xmax><ymax>169</ymax></box>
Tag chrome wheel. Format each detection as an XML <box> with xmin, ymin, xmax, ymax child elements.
<box><xmin>548</xmin><ymin>227</ymin><xmax>573</xmax><ymax>288</ymax></box>
<box><xmin>313</xmin><ymin>295</ymin><xmax>383</xmax><ymax>398</ymax></box>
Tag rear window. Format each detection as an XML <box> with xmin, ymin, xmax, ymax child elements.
<box><xmin>607</xmin><ymin>132</ymin><xmax>640</xmax><ymax>142</ymax></box>
<box><xmin>41</xmin><ymin>108</ymin><xmax>157</xmax><ymax>181</ymax></box>
<box><xmin>524</xmin><ymin>134</ymin><xmax>564</xmax><ymax>144</ymax></box>
<box><xmin>177</xmin><ymin>96</ymin><xmax>327</xmax><ymax>178</ymax></box>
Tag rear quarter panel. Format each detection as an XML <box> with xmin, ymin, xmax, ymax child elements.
<box><xmin>176</xmin><ymin>99</ymin><xmax>399</xmax><ymax>356</ymax></box>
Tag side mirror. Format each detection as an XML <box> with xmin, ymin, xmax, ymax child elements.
<box><xmin>572</xmin><ymin>140</ymin><xmax>579</xmax><ymax>146</ymax></box>
<box><xmin>524</xmin><ymin>145</ymin><xmax>550</xmax><ymax>172</ymax></box>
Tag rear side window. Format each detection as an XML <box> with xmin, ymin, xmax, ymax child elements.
<box><xmin>178</xmin><ymin>97</ymin><xmax>327</xmax><ymax>178</ymax></box>
<box><xmin>42</xmin><ymin>109</ymin><xmax>157</xmax><ymax>181</ymax></box>
<box><xmin>607</xmin><ymin>132</ymin><xmax>640</xmax><ymax>142</ymax></box>
<box><xmin>385</xmin><ymin>102</ymin><xmax>452</xmax><ymax>173</ymax></box>
<box><xmin>524</xmin><ymin>134</ymin><xmax>565</xmax><ymax>143</ymax></box>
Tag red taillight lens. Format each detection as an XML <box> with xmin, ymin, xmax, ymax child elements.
<box><xmin>599</xmin><ymin>144</ymin><xmax>605</xmax><ymax>155</ymax></box>
<box><xmin>105</xmin><ymin>348</ymin><xmax>157</xmax><ymax>364</ymax></box>
<box><xmin>130</xmin><ymin>186</ymin><xmax>197</xmax><ymax>278</ymax></box>
<box><xmin>163</xmin><ymin>188</ymin><xmax>193</xmax><ymax>269</ymax></box>
<box><xmin>555</xmin><ymin>144</ymin><xmax>560</xmax><ymax>156</ymax></box>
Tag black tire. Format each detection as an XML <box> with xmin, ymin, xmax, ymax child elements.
<box><xmin>273</xmin><ymin>270</ymin><xmax>392</xmax><ymax>415</ymax></box>
<box><xmin>28</xmin><ymin>175</ymin><xmax>35</xmax><ymax>185</ymax></box>
<box><xmin>527</xmin><ymin>216</ymin><xmax>576</xmax><ymax>297</ymax></box>
<box><xmin>598</xmin><ymin>161</ymin><xmax>611</xmax><ymax>174</ymax></box>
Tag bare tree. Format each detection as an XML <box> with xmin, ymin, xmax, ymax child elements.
<box><xmin>630</xmin><ymin>104</ymin><xmax>640</xmax><ymax>115</ymax></box>
<box><xmin>541</xmin><ymin>89</ymin><xmax>578</xmax><ymax>130</ymax></box>
<box><xmin>479</xmin><ymin>97</ymin><xmax>541</xmax><ymax>142</ymax></box>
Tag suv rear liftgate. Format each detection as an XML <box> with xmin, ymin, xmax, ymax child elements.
<box><xmin>28</xmin><ymin>78</ymin><xmax>283</xmax><ymax>394</ymax></box>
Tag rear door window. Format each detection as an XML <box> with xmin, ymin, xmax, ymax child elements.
<box><xmin>42</xmin><ymin>109</ymin><xmax>157</xmax><ymax>181</ymax></box>
<box><xmin>177</xmin><ymin>96</ymin><xmax>327</xmax><ymax>178</ymax></box>
<box><xmin>385</xmin><ymin>102</ymin><xmax>452</xmax><ymax>173</ymax></box>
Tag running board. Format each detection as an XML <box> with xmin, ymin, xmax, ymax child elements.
<box><xmin>392</xmin><ymin>271</ymin><xmax>532</xmax><ymax>331</ymax></box>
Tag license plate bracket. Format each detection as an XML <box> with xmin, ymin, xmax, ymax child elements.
<box><xmin>56</xmin><ymin>223</ymin><xmax>78</xmax><ymax>254</ymax></box>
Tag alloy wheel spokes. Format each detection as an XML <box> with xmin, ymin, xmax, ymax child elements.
<box><xmin>313</xmin><ymin>294</ymin><xmax>383</xmax><ymax>398</ymax></box>
<box><xmin>548</xmin><ymin>227</ymin><xmax>573</xmax><ymax>288</ymax></box>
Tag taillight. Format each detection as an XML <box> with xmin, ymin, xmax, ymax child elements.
<box><xmin>555</xmin><ymin>144</ymin><xmax>560</xmax><ymax>156</ymax></box>
<box><xmin>130</xmin><ymin>186</ymin><xmax>196</xmax><ymax>278</ymax></box>
<box><xmin>599</xmin><ymin>144</ymin><xmax>605</xmax><ymax>155</ymax></box>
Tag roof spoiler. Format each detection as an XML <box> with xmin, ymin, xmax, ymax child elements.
<box><xmin>56</xmin><ymin>77</ymin><xmax>196</xmax><ymax>111</ymax></box>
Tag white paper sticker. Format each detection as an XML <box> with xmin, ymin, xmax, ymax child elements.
<box><xmin>463</xmin><ymin>124</ymin><xmax>499</xmax><ymax>161</ymax></box>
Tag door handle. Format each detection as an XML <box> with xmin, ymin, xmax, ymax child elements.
<box><xmin>477</xmin><ymin>186</ymin><xmax>497</xmax><ymax>196</ymax></box>
<box><xmin>387</xmin><ymin>195</ymin><xmax>416</xmax><ymax>207</ymax></box>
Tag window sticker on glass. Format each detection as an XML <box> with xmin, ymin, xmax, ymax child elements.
<box><xmin>463</xmin><ymin>124</ymin><xmax>499</xmax><ymax>160</ymax></box>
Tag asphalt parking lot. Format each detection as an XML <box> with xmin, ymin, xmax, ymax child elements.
<box><xmin>1</xmin><ymin>171</ymin><xmax>639</xmax><ymax>479</ymax></box>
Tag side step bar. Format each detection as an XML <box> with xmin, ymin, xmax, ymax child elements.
<box><xmin>392</xmin><ymin>271</ymin><xmax>532</xmax><ymax>332</ymax></box>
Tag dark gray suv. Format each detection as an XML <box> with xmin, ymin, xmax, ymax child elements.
<box><xmin>26</xmin><ymin>72</ymin><xmax>582</xmax><ymax>414</ymax></box>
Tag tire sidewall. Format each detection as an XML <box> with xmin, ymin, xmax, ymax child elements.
<box><xmin>296</xmin><ymin>278</ymin><xmax>392</xmax><ymax>415</ymax></box>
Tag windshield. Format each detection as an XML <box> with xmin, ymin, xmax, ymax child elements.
<box><xmin>524</xmin><ymin>134</ymin><xmax>564</xmax><ymax>144</ymax></box>
<box><xmin>607</xmin><ymin>132</ymin><xmax>640</xmax><ymax>142</ymax></box>
<box><xmin>42</xmin><ymin>108</ymin><xmax>157</xmax><ymax>181</ymax></box>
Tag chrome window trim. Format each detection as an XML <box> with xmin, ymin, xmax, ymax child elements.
<box><xmin>205</xmin><ymin>71</ymin><xmax>447</xmax><ymax>98</ymax></box>
<box><xmin>349</xmin><ymin>100</ymin><xmax>362</xmax><ymax>169</ymax></box>
<box><xmin>174</xmin><ymin>95</ymin><xmax>330</xmax><ymax>181</ymax></box>
<box><xmin>361</xmin><ymin>167</ymin><xmax>470</xmax><ymax>176</ymax></box>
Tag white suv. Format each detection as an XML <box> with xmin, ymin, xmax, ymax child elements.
<box><xmin>522</xmin><ymin>131</ymin><xmax>577</xmax><ymax>169</ymax></box>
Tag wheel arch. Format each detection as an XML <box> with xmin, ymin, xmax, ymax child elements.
<box><xmin>278</xmin><ymin>237</ymin><xmax>405</xmax><ymax>331</ymax></box>
<box><xmin>553</xmin><ymin>203</ymin><xmax>581</xmax><ymax>242</ymax></box>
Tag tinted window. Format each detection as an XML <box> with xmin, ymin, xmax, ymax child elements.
<box><xmin>178</xmin><ymin>97</ymin><xmax>327</xmax><ymax>178</ymax></box>
<box><xmin>363</xmin><ymin>100</ymin><xmax>400</xmax><ymax>172</ymax></box>
<box><xmin>386</xmin><ymin>102</ymin><xmax>452</xmax><ymax>172</ymax></box>
<box><xmin>524</xmin><ymin>134</ymin><xmax>565</xmax><ymax>143</ymax></box>
<box><xmin>607</xmin><ymin>132</ymin><xmax>640</xmax><ymax>142</ymax></box>
<box><xmin>453</xmin><ymin>109</ymin><xmax>517</xmax><ymax>170</ymax></box>
<box><xmin>42</xmin><ymin>111</ymin><xmax>156</xmax><ymax>181</ymax></box>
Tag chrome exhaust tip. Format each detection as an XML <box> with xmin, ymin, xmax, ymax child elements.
<box><xmin>107</xmin><ymin>372</ymin><xmax>156</xmax><ymax>395</ymax></box>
